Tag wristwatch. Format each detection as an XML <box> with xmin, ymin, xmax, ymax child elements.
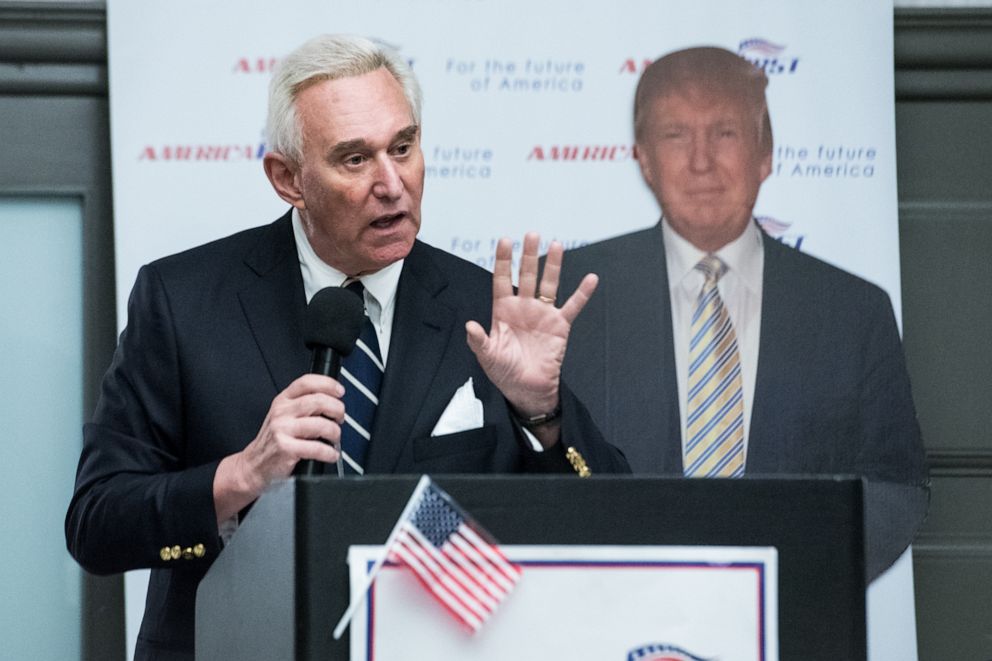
<box><xmin>513</xmin><ymin>402</ymin><xmax>562</xmax><ymax>429</ymax></box>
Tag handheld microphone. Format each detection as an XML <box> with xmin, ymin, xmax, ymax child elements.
<box><xmin>295</xmin><ymin>286</ymin><xmax>365</xmax><ymax>476</ymax></box>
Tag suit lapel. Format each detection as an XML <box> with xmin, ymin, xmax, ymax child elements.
<box><xmin>603</xmin><ymin>224</ymin><xmax>682</xmax><ymax>474</ymax></box>
<box><xmin>365</xmin><ymin>242</ymin><xmax>455</xmax><ymax>473</ymax></box>
<box><xmin>237</xmin><ymin>212</ymin><xmax>310</xmax><ymax>394</ymax></box>
<box><xmin>638</xmin><ymin>225</ymin><xmax>683</xmax><ymax>474</ymax></box>
<box><xmin>749</xmin><ymin>235</ymin><xmax>806</xmax><ymax>473</ymax></box>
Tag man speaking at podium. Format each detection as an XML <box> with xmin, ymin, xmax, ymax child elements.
<box><xmin>66</xmin><ymin>34</ymin><xmax>627</xmax><ymax>660</ymax></box>
<box><xmin>557</xmin><ymin>47</ymin><xmax>928</xmax><ymax>577</ymax></box>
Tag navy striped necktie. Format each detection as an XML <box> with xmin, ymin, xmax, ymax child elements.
<box><xmin>338</xmin><ymin>280</ymin><xmax>384</xmax><ymax>475</ymax></box>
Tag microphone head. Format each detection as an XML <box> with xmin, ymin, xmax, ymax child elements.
<box><xmin>304</xmin><ymin>286</ymin><xmax>365</xmax><ymax>355</ymax></box>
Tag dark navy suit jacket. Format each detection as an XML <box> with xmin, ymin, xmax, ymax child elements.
<box><xmin>557</xmin><ymin>222</ymin><xmax>928</xmax><ymax>577</ymax></box>
<box><xmin>65</xmin><ymin>211</ymin><xmax>628</xmax><ymax>660</ymax></box>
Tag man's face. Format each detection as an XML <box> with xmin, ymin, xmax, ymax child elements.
<box><xmin>635</xmin><ymin>86</ymin><xmax>771</xmax><ymax>252</ymax></box>
<box><xmin>290</xmin><ymin>67</ymin><xmax>424</xmax><ymax>276</ymax></box>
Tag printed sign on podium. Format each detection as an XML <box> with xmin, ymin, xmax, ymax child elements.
<box><xmin>347</xmin><ymin>545</ymin><xmax>779</xmax><ymax>660</ymax></box>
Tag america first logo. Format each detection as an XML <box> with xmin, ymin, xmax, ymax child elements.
<box><xmin>738</xmin><ymin>38</ymin><xmax>800</xmax><ymax>75</ymax></box>
<box><xmin>757</xmin><ymin>215</ymin><xmax>805</xmax><ymax>251</ymax></box>
<box><xmin>620</xmin><ymin>38</ymin><xmax>799</xmax><ymax>76</ymax></box>
<box><xmin>627</xmin><ymin>643</ymin><xmax>710</xmax><ymax>661</ymax></box>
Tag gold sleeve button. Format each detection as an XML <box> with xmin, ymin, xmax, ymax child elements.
<box><xmin>159</xmin><ymin>547</ymin><xmax>172</xmax><ymax>562</ymax></box>
<box><xmin>566</xmin><ymin>447</ymin><xmax>591</xmax><ymax>478</ymax></box>
<box><xmin>193</xmin><ymin>543</ymin><xmax>206</xmax><ymax>558</ymax></box>
<box><xmin>182</xmin><ymin>547</ymin><xmax>193</xmax><ymax>560</ymax></box>
<box><xmin>170</xmin><ymin>545</ymin><xmax>182</xmax><ymax>561</ymax></box>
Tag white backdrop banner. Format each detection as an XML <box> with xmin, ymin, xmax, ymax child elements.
<box><xmin>107</xmin><ymin>0</ymin><xmax>902</xmax><ymax>326</ymax></box>
<box><xmin>105</xmin><ymin>1</ymin><xmax>906</xmax><ymax>659</ymax></box>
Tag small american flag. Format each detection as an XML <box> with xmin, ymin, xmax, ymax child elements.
<box><xmin>387</xmin><ymin>480</ymin><xmax>522</xmax><ymax>632</ymax></box>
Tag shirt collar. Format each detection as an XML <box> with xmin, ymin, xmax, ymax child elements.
<box><xmin>291</xmin><ymin>207</ymin><xmax>403</xmax><ymax>311</ymax></box>
<box><xmin>662</xmin><ymin>217</ymin><xmax>763</xmax><ymax>294</ymax></box>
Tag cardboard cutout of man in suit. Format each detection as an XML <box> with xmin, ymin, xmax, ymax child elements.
<box><xmin>66</xmin><ymin>34</ymin><xmax>627</xmax><ymax>660</ymax></box>
<box><xmin>557</xmin><ymin>46</ymin><xmax>927</xmax><ymax>579</ymax></box>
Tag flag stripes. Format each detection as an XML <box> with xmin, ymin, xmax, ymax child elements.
<box><xmin>384</xmin><ymin>482</ymin><xmax>521</xmax><ymax>632</ymax></box>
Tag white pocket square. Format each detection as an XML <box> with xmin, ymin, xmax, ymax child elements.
<box><xmin>431</xmin><ymin>377</ymin><xmax>484</xmax><ymax>436</ymax></box>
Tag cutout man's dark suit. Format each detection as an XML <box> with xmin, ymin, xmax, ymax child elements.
<box><xmin>66</xmin><ymin>211</ymin><xmax>627</xmax><ymax>660</ymax></box>
<box><xmin>558</xmin><ymin>222</ymin><xmax>928</xmax><ymax>578</ymax></box>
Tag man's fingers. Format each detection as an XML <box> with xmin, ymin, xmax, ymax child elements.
<box><xmin>517</xmin><ymin>232</ymin><xmax>540</xmax><ymax>298</ymax></box>
<box><xmin>465</xmin><ymin>320</ymin><xmax>490</xmax><ymax>358</ymax></box>
<box><xmin>492</xmin><ymin>237</ymin><xmax>514</xmax><ymax>299</ymax></box>
<box><xmin>289</xmin><ymin>415</ymin><xmax>342</xmax><ymax>444</ymax></box>
<box><xmin>539</xmin><ymin>240</ymin><xmax>563</xmax><ymax>303</ymax></box>
<box><xmin>282</xmin><ymin>373</ymin><xmax>345</xmax><ymax>399</ymax></box>
<box><xmin>291</xmin><ymin>437</ymin><xmax>340</xmax><ymax>464</ymax></box>
<box><xmin>283</xmin><ymin>392</ymin><xmax>343</xmax><ymax>423</ymax></box>
<box><xmin>559</xmin><ymin>273</ymin><xmax>599</xmax><ymax>324</ymax></box>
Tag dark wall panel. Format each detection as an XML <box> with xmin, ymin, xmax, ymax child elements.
<box><xmin>895</xmin><ymin>9</ymin><xmax>992</xmax><ymax>660</ymax></box>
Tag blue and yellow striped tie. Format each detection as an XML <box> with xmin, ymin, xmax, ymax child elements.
<box><xmin>684</xmin><ymin>255</ymin><xmax>745</xmax><ymax>478</ymax></box>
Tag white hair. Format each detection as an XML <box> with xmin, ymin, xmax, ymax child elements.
<box><xmin>266</xmin><ymin>34</ymin><xmax>422</xmax><ymax>164</ymax></box>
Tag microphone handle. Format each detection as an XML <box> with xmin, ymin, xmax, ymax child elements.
<box><xmin>296</xmin><ymin>347</ymin><xmax>344</xmax><ymax>476</ymax></box>
<box><xmin>310</xmin><ymin>346</ymin><xmax>343</xmax><ymax>377</ymax></box>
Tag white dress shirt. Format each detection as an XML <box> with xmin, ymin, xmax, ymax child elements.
<box><xmin>663</xmin><ymin>218</ymin><xmax>764</xmax><ymax>461</ymax></box>
<box><xmin>292</xmin><ymin>209</ymin><xmax>402</xmax><ymax>365</ymax></box>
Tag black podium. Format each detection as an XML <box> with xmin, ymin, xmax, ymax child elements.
<box><xmin>196</xmin><ymin>475</ymin><xmax>866</xmax><ymax>660</ymax></box>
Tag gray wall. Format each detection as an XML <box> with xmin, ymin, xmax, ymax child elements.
<box><xmin>895</xmin><ymin>9</ymin><xmax>992</xmax><ymax>660</ymax></box>
<box><xmin>0</xmin><ymin>4</ymin><xmax>121</xmax><ymax>660</ymax></box>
